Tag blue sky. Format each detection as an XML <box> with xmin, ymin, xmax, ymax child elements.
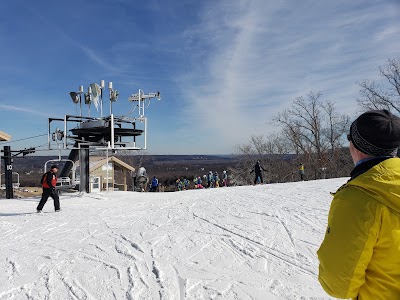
<box><xmin>0</xmin><ymin>0</ymin><xmax>399</xmax><ymax>155</ymax></box>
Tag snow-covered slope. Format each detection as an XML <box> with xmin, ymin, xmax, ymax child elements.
<box><xmin>0</xmin><ymin>178</ymin><xmax>346</xmax><ymax>300</ymax></box>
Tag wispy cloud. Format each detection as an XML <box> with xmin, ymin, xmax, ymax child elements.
<box><xmin>79</xmin><ymin>46</ymin><xmax>120</xmax><ymax>73</ymax></box>
<box><xmin>174</xmin><ymin>0</ymin><xmax>400</xmax><ymax>152</ymax></box>
<box><xmin>22</xmin><ymin>3</ymin><xmax>119</xmax><ymax>74</ymax></box>
<box><xmin>0</xmin><ymin>104</ymin><xmax>49</xmax><ymax>117</ymax></box>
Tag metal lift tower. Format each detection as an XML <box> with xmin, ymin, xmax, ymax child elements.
<box><xmin>48</xmin><ymin>81</ymin><xmax>160</xmax><ymax>193</ymax></box>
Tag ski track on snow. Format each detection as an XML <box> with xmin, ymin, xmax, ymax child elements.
<box><xmin>0</xmin><ymin>179</ymin><xmax>344</xmax><ymax>299</ymax></box>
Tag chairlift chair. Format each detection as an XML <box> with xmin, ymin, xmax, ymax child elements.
<box><xmin>44</xmin><ymin>159</ymin><xmax>77</xmax><ymax>190</ymax></box>
<box><xmin>0</xmin><ymin>172</ymin><xmax>20</xmax><ymax>190</ymax></box>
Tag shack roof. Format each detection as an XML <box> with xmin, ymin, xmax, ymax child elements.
<box><xmin>0</xmin><ymin>131</ymin><xmax>11</xmax><ymax>141</ymax></box>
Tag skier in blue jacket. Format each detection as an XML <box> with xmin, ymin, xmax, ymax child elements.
<box><xmin>150</xmin><ymin>176</ymin><xmax>158</xmax><ymax>192</ymax></box>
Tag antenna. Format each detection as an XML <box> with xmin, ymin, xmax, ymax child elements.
<box><xmin>128</xmin><ymin>89</ymin><xmax>161</xmax><ymax>117</ymax></box>
<box><xmin>108</xmin><ymin>82</ymin><xmax>118</xmax><ymax>114</ymax></box>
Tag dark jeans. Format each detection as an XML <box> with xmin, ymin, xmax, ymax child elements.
<box><xmin>37</xmin><ymin>188</ymin><xmax>60</xmax><ymax>211</ymax></box>
<box><xmin>254</xmin><ymin>173</ymin><xmax>263</xmax><ymax>184</ymax></box>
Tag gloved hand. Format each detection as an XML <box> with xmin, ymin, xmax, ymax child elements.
<box><xmin>51</xmin><ymin>188</ymin><xmax>56</xmax><ymax>194</ymax></box>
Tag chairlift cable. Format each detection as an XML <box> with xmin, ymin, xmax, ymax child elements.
<box><xmin>30</xmin><ymin>143</ymin><xmax>48</xmax><ymax>149</ymax></box>
<box><xmin>0</xmin><ymin>133</ymin><xmax>47</xmax><ymax>144</ymax></box>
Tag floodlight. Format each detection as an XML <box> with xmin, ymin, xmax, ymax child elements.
<box><xmin>51</xmin><ymin>128</ymin><xmax>63</xmax><ymax>141</ymax></box>
<box><xmin>110</xmin><ymin>90</ymin><xmax>119</xmax><ymax>102</ymax></box>
<box><xmin>85</xmin><ymin>93</ymin><xmax>91</xmax><ymax>104</ymax></box>
<box><xmin>56</xmin><ymin>128</ymin><xmax>63</xmax><ymax>140</ymax></box>
<box><xmin>69</xmin><ymin>92</ymin><xmax>80</xmax><ymax>103</ymax></box>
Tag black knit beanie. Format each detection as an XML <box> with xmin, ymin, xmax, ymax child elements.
<box><xmin>350</xmin><ymin>109</ymin><xmax>400</xmax><ymax>156</ymax></box>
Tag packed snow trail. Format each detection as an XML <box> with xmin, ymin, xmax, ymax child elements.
<box><xmin>0</xmin><ymin>179</ymin><xmax>345</xmax><ymax>299</ymax></box>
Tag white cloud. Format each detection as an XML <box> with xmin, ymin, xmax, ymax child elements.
<box><xmin>172</xmin><ymin>0</ymin><xmax>400</xmax><ymax>153</ymax></box>
<box><xmin>0</xmin><ymin>104</ymin><xmax>49</xmax><ymax>117</ymax></box>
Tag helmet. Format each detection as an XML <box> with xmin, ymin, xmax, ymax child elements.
<box><xmin>50</xmin><ymin>165</ymin><xmax>59</xmax><ymax>169</ymax></box>
<box><xmin>223</xmin><ymin>170</ymin><xmax>226</xmax><ymax>174</ymax></box>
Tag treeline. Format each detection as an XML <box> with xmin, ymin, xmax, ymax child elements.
<box><xmin>228</xmin><ymin>57</ymin><xmax>400</xmax><ymax>185</ymax></box>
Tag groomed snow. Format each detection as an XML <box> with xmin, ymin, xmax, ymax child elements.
<box><xmin>0</xmin><ymin>178</ymin><xmax>346</xmax><ymax>300</ymax></box>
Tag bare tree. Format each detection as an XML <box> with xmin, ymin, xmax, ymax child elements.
<box><xmin>357</xmin><ymin>57</ymin><xmax>400</xmax><ymax>113</ymax></box>
<box><xmin>272</xmin><ymin>91</ymin><xmax>351</xmax><ymax>180</ymax></box>
<box><xmin>320</xmin><ymin>101</ymin><xmax>352</xmax><ymax>176</ymax></box>
<box><xmin>229</xmin><ymin>133</ymin><xmax>294</xmax><ymax>185</ymax></box>
<box><xmin>231</xmin><ymin>90</ymin><xmax>353</xmax><ymax>185</ymax></box>
<box><xmin>274</xmin><ymin>91</ymin><xmax>326</xmax><ymax>159</ymax></box>
<box><xmin>322</xmin><ymin>101</ymin><xmax>350</xmax><ymax>153</ymax></box>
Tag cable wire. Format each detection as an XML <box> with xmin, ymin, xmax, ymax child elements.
<box><xmin>0</xmin><ymin>134</ymin><xmax>47</xmax><ymax>144</ymax></box>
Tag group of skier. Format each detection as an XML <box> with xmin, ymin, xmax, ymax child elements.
<box><xmin>175</xmin><ymin>178</ymin><xmax>190</xmax><ymax>191</ymax></box>
<box><xmin>154</xmin><ymin>161</ymin><xmax>303</xmax><ymax>190</ymax></box>
<box><xmin>175</xmin><ymin>170</ymin><xmax>229</xmax><ymax>191</ymax></box>
<box><xmin>203</xmin><ymin>170</ymin><xmax>228</xmax><ymax>188</ymax></box>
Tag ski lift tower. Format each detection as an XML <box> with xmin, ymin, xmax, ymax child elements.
<box><xmin>47</xmin><ymin>81</ymin><xmax>161</xmax><ymax>193</ymax></box>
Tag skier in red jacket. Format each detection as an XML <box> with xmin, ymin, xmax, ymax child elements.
<box><xmin>37</xmin><ymin>165</ymin><xmax>60</xmax><ymax>213</ymax></box>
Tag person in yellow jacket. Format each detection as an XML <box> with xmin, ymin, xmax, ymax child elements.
<box><xmin>298</xmin><ymin>163</ymin><xmax>305</xmax><ymax>180</ymax></box>
<box><xmin>317</xmin><ymin>109</ymin><xmax>400</xmax><ymax>300</ymax></box>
